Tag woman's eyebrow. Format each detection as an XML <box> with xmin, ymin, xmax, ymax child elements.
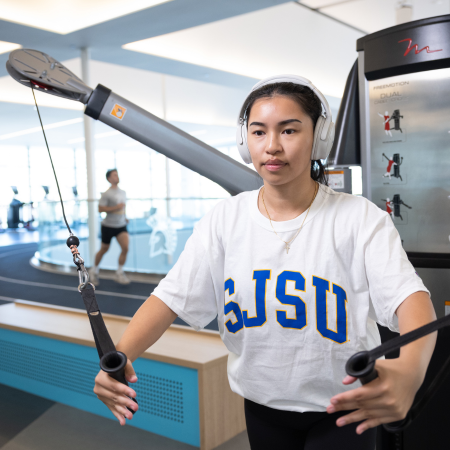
<box><xmin>249</xmin><ymin>119</ymin><xmax>302</xmax><ymax>127</ymax></box>
<box><xmin>279</xmin><ymin>119</ymin><xmax>302</xmax><ymax>125</ymax></box>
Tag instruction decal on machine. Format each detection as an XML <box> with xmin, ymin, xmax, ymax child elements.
<box><xmin>111</xmin><ymin>104</ymin><xmax>127</xmax><ymax>120</ymax></box>
<box><xmin>327</xmin><ymin>170</ymin><xmax>345</xmax><ymax>189</ymax></box>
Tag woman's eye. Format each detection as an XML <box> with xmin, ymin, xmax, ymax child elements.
<box><xmin>253</xmin><ymin>130</ymin><xmax>265</xmax><ymax>136</ymax></box>
<box><xmin>283</xmin><ymin>129</ymin><xmax>295</xmax><ymax>135</ymax></box>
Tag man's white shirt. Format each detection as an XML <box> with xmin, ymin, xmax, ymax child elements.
<box><xmin>99</xmin><ymin>187</ymin><xmax>127</xmax><ymax>228</ymax></box>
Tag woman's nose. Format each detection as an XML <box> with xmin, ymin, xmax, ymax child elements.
<box><xmin>265</xmin><ymin>132</ymin><xmax>282</xmax><ymax>153</ymax></box>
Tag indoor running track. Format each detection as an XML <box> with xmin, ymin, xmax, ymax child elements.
<box><xmin>0</xmin><ymin>243</ymin><xmax>218</xmax><ymax>330</ymax></box>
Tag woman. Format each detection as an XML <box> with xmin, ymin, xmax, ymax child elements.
<box><xmin>94</xmin><ymin>76</ymin><xmax>436</xmax><ymax>449</ymax></box>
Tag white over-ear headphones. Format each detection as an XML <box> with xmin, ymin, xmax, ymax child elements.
<box><xmin>236</xmin><ymin>75</ymin><xmax>335</xmax><ymax>164</ymax></box>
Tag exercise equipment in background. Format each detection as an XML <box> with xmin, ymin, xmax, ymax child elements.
<box><xmin>7</xmin><ymin>186</ymin><xmax>36</xmax><ymax>230</ymax></box>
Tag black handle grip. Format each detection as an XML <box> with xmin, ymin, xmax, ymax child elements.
<box><xmin>99</xmin><ymin>351</ymin><xmax>138</xmax><ymax>414</ymax></box>
<box><xmin>345</xmin><ymin>351</ymin><xmax>378</xmax><ymax>384</ymax></box>
<box><xmin>345</xmin><ymin>351</ymin><xmax>410</xmax><ymax>433</ymax></box>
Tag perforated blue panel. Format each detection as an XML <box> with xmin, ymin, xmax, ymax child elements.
<box><xmin>0</xmin><ymin>328</ymin><xmax>200</xmax><ymax>447</ymax></box>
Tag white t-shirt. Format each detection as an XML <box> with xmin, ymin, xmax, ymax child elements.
<box><xmin>99</xmin><ymin>187</ymin><xmax>127</xmax><ymax>228</ymax></box>
<box><xmin>152</xmin><ymin>185</ymin><xmax>429</xmax><ymax>412</ymax></box>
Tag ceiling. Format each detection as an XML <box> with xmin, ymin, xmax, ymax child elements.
<box><xmin>1</xmin><ymin>0</ymin><xmax>448</xmax><ymax>89</ymax></box>
<box><xmin>123</xmin><ymin>2</ymin><xmax>362</xmax><ymax>98</ymax></box>
<box><xmin>0</xmin><ymin>0</ymin><xmax>287</xmax><ymax>86</ymax></box>
<box><xmin>0</xmin><ymin>0</ymin><xmax>448</xmax><ymax>150</ymax></box>
<box><xmin>299</xmin><ymin>0</ymin><xmax>450</xmax><ymax>33</ymax></box>
<box><xmin>0</xmin><ymin>0</ymin><xmax>174</xmax><ymax>34</ymax></box>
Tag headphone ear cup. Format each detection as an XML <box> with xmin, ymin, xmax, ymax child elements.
<box><xmin>325</xmin><ymin>123</ymin><xmax>335</xmax><ymax>158</ymax></box>
<box><xmin>236</xmin><ymin>121</ymin><xmax>252</xmax><ymax>164</ymax></box>
<box><xmin>311</xmin><ymin>119</ymin><xmax>335</xmax><ymax>161</ymax></box>
<box><xmin>311</xmin><ymin>116</ymin><xmax>325</xmax><ymax>161</ymax></box>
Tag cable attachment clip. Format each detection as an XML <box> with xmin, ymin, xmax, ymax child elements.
<box><xmin>66</xmin><ymin>235</ymin><xmax>94</xmax><ymax>292</ymax></box>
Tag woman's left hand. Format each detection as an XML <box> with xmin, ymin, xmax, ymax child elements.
<box><xmin>326</xmin><ymin>358</ymin><xmax>422</xmax><ymax>434</ymax></box>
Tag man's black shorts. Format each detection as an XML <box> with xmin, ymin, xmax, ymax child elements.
<box><xmin>101</xmin><ymin>225</ymin><xmax>128</xmax><ymax>244</ymax></box>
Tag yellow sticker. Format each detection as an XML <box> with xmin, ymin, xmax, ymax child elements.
<box><xmin>111</xmin><ymin>104</ymin><xmax>127</xmax><ymax>120</ymax></box>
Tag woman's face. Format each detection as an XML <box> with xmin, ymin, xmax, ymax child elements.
<box><xmin>247</xmin><ymin>95</ymin><xmax>314</xmax><ymax>187</ymax></box>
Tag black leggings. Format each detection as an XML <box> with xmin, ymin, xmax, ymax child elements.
<box><xmin>245</xmin><ymin>399</ymin><xmax>376</xmax><ymax>450</ymax></box>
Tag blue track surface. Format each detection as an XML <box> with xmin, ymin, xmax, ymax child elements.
<box><xmin>0</xmin><ymin>243</ymin><xmax>219</xmax><ymax>330</ymax></box>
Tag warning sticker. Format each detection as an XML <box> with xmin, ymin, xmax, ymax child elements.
<box><xmin>327</xmin><ymin>170</ymin><xmax>345</xmax><ymax>190</ymax></box>
<box><xmin>111</xmin><ymin>104</ymin><xmax>127</xmax><ymax>120</ymax></box>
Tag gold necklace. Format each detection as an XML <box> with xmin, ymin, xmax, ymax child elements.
<box><xmin>261</xmin><ymin>182</ymin><xmax>318</xmax><ymax>254</ymax></box>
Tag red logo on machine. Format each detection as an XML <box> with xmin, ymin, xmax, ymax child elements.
<box><xmin>398</xmin><ymin>38</ymin><xmax>442</xmax><ymax>57</ymax></box>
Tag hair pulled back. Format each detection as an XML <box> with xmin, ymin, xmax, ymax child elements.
<box><xmin>240</xmin><ymin>82</ymin><xmax>328</xmax><ymax>186</ymax></box>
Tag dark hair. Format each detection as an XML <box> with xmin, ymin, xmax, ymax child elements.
<box><xmin>106</xmin><ymin>168</ymin><xmax>117</xmax><ymax>181</ymax></box>
<box><xmin>240</xmin><ymin>82</ymin><xmax>328</xmax><ymax>186</ymax></box>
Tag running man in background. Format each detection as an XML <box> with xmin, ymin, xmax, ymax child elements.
<box><xmin>89</xmin><ymin>169</ymin><xmax>130</xmax><ymax>285</ymax></box>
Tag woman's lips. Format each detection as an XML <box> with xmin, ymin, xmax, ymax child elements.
<box><xmin>264</xmin><ymin>162</ymin><xmax>285</xmax><ymax>172</ymax></box>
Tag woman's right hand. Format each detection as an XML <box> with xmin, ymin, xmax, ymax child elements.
<box><xmin>93</xmin><ymin>359</ymin><xmax>138</xmax><ymax>425</ymax></box>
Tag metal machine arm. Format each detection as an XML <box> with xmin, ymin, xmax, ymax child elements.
<box><xmin>6</xmin><ymin>48</ymin><xmax>262</xmax><ymax>196</ymax></box>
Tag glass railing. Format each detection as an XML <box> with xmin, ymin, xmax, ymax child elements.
<box><xmin>36</xmin><ymin>197</ymin><xmax>225</xmax><ymax>274</ymax></box>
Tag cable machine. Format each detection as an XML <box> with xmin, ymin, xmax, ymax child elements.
<box><xmin>7</xmin><ymin>38</ymin><xmax>450</xmax><ymax>449</ymax></box>
<box><xmin>330</xmin><ymin>14</ymin><xmax>450</xmax><ymax>450</ymax></box>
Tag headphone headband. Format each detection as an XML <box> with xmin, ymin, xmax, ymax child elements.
<box><xmin>249</xmin><ymin>75</ymin><xmax>332</xmax><ymax>123</ymax></box>
<box><xmin>236</xmin><ymin>74</ymin><xmax>335</xmax><ymax>164</ymax></box>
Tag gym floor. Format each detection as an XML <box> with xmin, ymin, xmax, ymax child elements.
<box><xmin>0</xmin><ymin>230</ymin><xmax>39</xmax><ymax>247</ymax></box>
<box><xmin>0</xmin><ymin>241</ymin><xmax>243</xmax><ymax>450</ymax></box>
<box><xmin>0</xmin><ymin>384</ymin><xmax>249</xmax><ymax>450</ymax></box>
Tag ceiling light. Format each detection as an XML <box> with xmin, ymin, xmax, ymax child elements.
<box><xmin>0</xmin><ymin>118</ymin><xmax>82</xmax><ymax>141</ymax></box>
<box><xmin>123</xmin><ymin>3</ymin><xmax>362</xmax><ymax>98</ymax></box>
<box><xmin>299</xmin><ymin>0</ymin><xmax>350</xmax><ymax>8</ymax></box>
<box><xmin>0</xmin><ymin>0</ymin><xmax>173</xmax><ymax>35</ymax></box>
<box><xmin>0</xmin><ymin>40</ymin><xmax>21</xmax><ymax>55</ymax></box>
